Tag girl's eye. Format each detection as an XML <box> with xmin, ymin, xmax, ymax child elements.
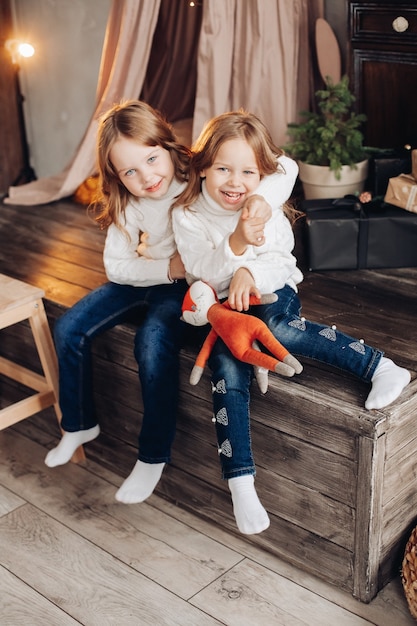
<box><xmin>244</xmin><ymin>170</ymin><xmax>255</xmax><ymax>175</ymax></box>
<box><xmin>218</xmin><ymin>167</ymin><xmax>228</xmax><ymax>172</ymax></box>
<box><xmin>125</xmin><ymin>169</ymin><xmax>135</xmax><ymax>177</ymax></box>
<box><xmin>148</xmin><ymin>155</ymin><xmax>157</xmax><ymax>164</ymax></box>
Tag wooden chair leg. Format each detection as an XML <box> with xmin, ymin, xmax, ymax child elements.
<box><xmin>29</xmin><ymin>298</ymin><xmax>86</xmax><ymax>463</ymax></box>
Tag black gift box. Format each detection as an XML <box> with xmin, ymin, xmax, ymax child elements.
<box><xmin>303</xmin><ymin>197</ymin><xmax>417</xmax><ymax>271</ymax></box>
<box><xmin>366</xmin><ymin>148</ymin><xmax>412</xmax><ymax>197</ymax></box>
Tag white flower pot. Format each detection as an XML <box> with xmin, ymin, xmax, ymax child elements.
<box><xmin>298</xmin><ymin>159</ymin><xmax>369</xmax><ymax>200</ymax></box>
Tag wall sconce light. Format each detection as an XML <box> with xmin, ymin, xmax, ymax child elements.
<box><xmin>4</xmin><ymin>38</ymin><xmax>36</xmax><ymax>185</ymax></box>
<box><xmin>5</xmin><ymin>39</ymin><xmax>35</xmax><ymax>65</ymax></box>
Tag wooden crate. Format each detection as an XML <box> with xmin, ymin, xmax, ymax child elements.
<box><xmin>169</xmin><ymin>353</ymin><xmax>417</xmax><ymax>602</ymax></box>
<box><xmin>2</xmin><ymin>303</ymin><xmax>416</xmax><ymax>602</ymax></box>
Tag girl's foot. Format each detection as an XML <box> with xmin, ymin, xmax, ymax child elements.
<box><xmin>115</xmin><ymin>460</ymin><xmax>165</xmax><ymax>504</ymax></box>
<box><xmin>45</xmin><ymin>425</ymin><xmax>100</xmax><ymax>467</ymax></box>
<box><xmin>228</xmin><ymin>474</ymin><xmax>270</xmax><ymax>535</ymax></box>
<box><xmin>365</xmin><ymin>357</ymin><xmax>411</xmax><ymax>410</ymax></box>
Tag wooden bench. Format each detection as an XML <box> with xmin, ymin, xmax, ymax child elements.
<box><xmin>0</xmin><ymin>198</ymin><xmax>416</xmax><ymax>602</ymax></box>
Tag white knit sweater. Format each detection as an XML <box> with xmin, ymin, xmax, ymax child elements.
<box><xmin>172</xmin><ymin>155</ymin><xmax>303</xmax><ymax>299</ymax></box>
<box><xmin>103</xmin><ymin>178</ymin><xmax>185</xmax><ymax>287</ymax></box>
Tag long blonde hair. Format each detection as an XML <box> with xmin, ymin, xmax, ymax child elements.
<box><xmin>92</xmin><ymin>100</ymin><xmax>190</xmax><ymax>229</ymax></box>
<box><xmin>173</xmin><ymin>109</ymin><xmax>294</xmax><ymax>215</ymax></box>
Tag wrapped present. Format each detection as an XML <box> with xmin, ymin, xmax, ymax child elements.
<box><xmin>303</xmin><ymin>196</ymin><xmax>417</xmax><ymax>271</ymax></box>
<box><xmin>384</xmin><ymin>173</ymin><xmax>417</xmax><ymax>214</ymax></box>
<box><xmin>366</xmin><ymin>147</ymin><xmax>412</xmax><ymax>197</ymax></box>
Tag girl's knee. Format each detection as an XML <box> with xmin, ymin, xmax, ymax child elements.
<box><xmin>54</xmin><ymin>311</ymin><xmax>75</xmax><ymax>345</ymax></box>
<box><xmin>134</xmin><ymin>331</ymin><xmax>182</xmax><ymax>375</ymax></box>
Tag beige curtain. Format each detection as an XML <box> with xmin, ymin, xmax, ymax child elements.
<box><xmin>5</xmin><ymin>0</ymin><xmax>322</xmax><ymax>206</ymax></box>
<box><xmin>193</xmin><ymin>0</ymin><xmax>323</xmax><ymax>146</ymax></box>
<box><xmin>5</xmin><ymin>0</ymin><xmax>161</xmax><ymax>206</ymax></box>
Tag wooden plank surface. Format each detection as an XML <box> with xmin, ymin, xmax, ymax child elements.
<box><xmin>190</xmin><ymin>559</ymin><xmax>372</xmax><ymax>626</ymax></box>
<box><xmin>0</xmin><ymin>483</ymin><xmax>25</xmax><ymax>515</ymax></box>
<box><xmin>0</xmin><ymin>430</ymin><xmax>241</xmax><ymax>602</ymax></box>
<box><xmin>1</xmin><ymin>426</ymin><xmax>414</xmax><ymax>625</ymax></box>
<box><xmin>1</xmin><ymin>197</ymin><xmax>417</xmax><ymax>604</ymax></box>
<box><xmin>1</xmin><ymin>505</ymin><xmax>220</xmax><ymax>625</ymax></box>
<box><xmin>1</xmin><ymin>566</ymin><xmax>79</xmax><ymax>626</ymax></box>
<box><xmin>0</xmin><ymin>200</ymin><xmax>106</xmax><ymax>307</ymax></box>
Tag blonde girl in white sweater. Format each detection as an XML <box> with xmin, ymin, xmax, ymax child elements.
<box><xmin>172</xmin><ymin>110</ymin><xmax>410</xmax><ymax>535</ymax></box>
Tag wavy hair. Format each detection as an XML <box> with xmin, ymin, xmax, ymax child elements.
<box><xmin>173</xmin><ymin>109</ymin><xmax>287</xmax><ymax>211</ymax></box>
<box><xmin>91</xmin><ymin>100</ymin><xmax>190</xmax><ymax>229</ymax></box>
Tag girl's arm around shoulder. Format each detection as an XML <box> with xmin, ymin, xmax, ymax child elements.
<box><xmin>254</xmin><ymin>154</ymin><xmax>298</xmax><ymax>211</ymax></box>
<box><xmin>279</xmin><ymin>154</ymin><xmax>299</xmax><ymax>178</ymax></box>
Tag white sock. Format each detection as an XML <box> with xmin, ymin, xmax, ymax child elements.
<box><xmin>45</xmin><ymin>425</ymin><xmax>100</xmax><ymax>467</ymax></box>
<box><xmin>228</xmin><ymin>475</ymin><xmax>270</xmax><ymax>535</ymax></box>
<box><xmin>115</xmin><ymin>460</ymin><xmax>165</xmax><ymax>504</ymax></box>
<box><xmin>365</xmin><ymin>357</ymin><xmax>411</xmax><ymax>410</ymax></box>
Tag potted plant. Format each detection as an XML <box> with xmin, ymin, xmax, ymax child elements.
<box><xmin>285</xmin><ymin>75</ymin><xmax>369</xmax><ymax>199</ymax></box>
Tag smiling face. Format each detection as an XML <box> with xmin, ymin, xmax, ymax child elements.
<box><xmin>110</xmin><ymin>135</ymin><xmax>175</xmax><ymax>199</ymax></box>
<box><xmin>201</xmin><ymin>138</ymin><xmax>261</xmax><ymax>212</ymax></box>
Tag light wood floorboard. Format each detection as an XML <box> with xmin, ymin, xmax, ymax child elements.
<box><xmin>0</xmin><ymin>425</ymin><xmax>415</xmax><ymax>625</ymax></box>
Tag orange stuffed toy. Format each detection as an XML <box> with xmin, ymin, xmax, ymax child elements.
<box><xmin>182</xmin><ymin>280</ymin><xmax>303</xmax><ymax>391</ymax></box>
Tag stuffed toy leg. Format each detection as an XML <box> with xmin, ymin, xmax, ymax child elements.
<box><xmin>182</xmin><ymin>280</ymin><xmax>303</xmax><ymax>390</ymax></box>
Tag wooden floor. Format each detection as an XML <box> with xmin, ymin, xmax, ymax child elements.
<box><xmin>1</xmin><ymin>423</ymin><xmax>415</xmax><ymax>626</ymax></box>
<box><xmin>0</xmin><ymin>197</ymin><xmax>416</xmax><ymax>624</ymax></box>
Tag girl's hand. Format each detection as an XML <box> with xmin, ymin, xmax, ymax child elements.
<box><xmin>137</xmin><ymin>231</ymin><xmax>149</xmax><ymax>257</ymax></box>
<box><xmin>228</xmin><ymin>267</ymin><xmax>260</xmax><ymax>311</ymax></box>
<box><xmin>229</xmin><ymin>195</ymin><xmax>270</xmax><ymax>254</ymax></box>
<box><xmin>169</xmin><ymin>251</ymin><xmax>186</xmax><ymax>281</ymax></box>
<box><xmin>229</xmin><ymin>213</ymin><xmax>267</xmax><ymax>255</ymax></box>
<box><xmin>241</xmin><ymin>194</ymin><xmax>272</xmax><ymax>223</ymax></box>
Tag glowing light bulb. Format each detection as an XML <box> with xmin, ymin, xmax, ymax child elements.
<box><xmin>18</xmin><ymin>43</ymin><xmax>35</xmax><ymax>58</ymax></box>
<box><xmin>5</xmin><ymin>39</ymin><xmax>35</xmax><ymax>64</ymax></box>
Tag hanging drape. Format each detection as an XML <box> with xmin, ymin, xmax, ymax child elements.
<box><xmin>5</xmin><ymin>0</ymin><xmax>161</xmax><ymax>206</ymax></box>
<box><xmin>140</xmin><ymin>0</ymin><xmax>203</xmax><ymax>124</ymax></box>
<box><xmin>5</xmin><ymin>0</ymin><xmax>323</xmax><ymax>207</ymax></box>
<box><xmin>192</xmin><ymin>0</ymin><xmax>323</xmax><ymax>146</ymax></box>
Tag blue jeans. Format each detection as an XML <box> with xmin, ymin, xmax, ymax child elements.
<box><xmin>54</xmin><ymin>280</ymin><xmax>189</xmax><ymax>463</ymax></box>
<box><xmin>208</xmin><ymin>284</ymin><xmax>383</xmax><ymax>479</ymax></box>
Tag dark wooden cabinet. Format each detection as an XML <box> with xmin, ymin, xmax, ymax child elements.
<box><xmin>347</xmin><ymin>0</ymin><xmax>417</xmax><ymax>149</ymax></box>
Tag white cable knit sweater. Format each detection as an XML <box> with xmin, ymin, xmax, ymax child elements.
<box><xmin>103</xmin><ymin>178</ymin><xmax>185</xmax><ymax>287</ymax></box>
<box><xmin>172</xmin><ymin>155</ymin><xmax>303</xmax><ymax>299</ymax></box>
